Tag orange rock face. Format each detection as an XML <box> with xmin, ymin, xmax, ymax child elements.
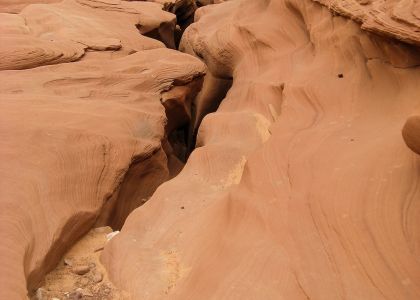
<box><xmin>0</xmin><ymin>48</ymin><xmax>205</xmax><ymax>299</ymax></box>
<box><xmin>0</xmin><ymin>1</ymin><xmax>205</xmax><ymax>299</ymax></box>
<box><xmin>313</xmin><ymin>0</ymin><xmax>420</xmax><ymax>46</ymax></box>
<box><xmin>0</xmin><ymin>0</ymin><xmax>61</xmax><ymax>13</ymax></box>
<box><xmin>403</xmin><ymin>116</ymin><xmax>420</xmax><ymax>155</ymax></box>
<box><xmin>0</xmin><ymin>0</ymin><xmax>179</xmax><ymax>71</ymax></box>
<box><xmin>1</xmin><ymin>0</ymin><xmax>420</xmax><ymax>299</ymax></box>
<box><xmin>102</xmin><ymin>0</ymin><xmax>420</xmax><ymax>299</ymax></box>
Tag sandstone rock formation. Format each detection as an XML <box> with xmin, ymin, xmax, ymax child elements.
<box><xmin>0</xmin><ymin>1</ymin><xmax>205</xmax><ymax>299</ymax></box>
<box><xmin>313</xmin><ymin>0</ymin><xmax>420</xmax><ymax>45</ymax></box>
<box><xmin>0</xmin><ymin>48</ymin><xmax>205</xmax><ymax>299</ymax></box>
<box><xmin>102</xmin><ymin>0</ymin><xmax>420</xmax><ymax>299</ymax></box>
<box><xmin>0</xmin><ymin>0</ymin><xmax>178</xmax><ymax>71</ymax></box>
<box><xmin>403</xmin><ymin>116</ymin><xmax>420</xmax><ymax>155</ymax></box>
<box><xmin>1</xmin><ymin>0</ymin><xmax>420</xmax><ymax>299</ymax></box>
<box><xmin>0</xmin><ymin>0</ymin><xmax>60</xmax><ymax>13</ymax></box>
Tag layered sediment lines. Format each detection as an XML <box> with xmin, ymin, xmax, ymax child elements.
<box><xmin>313</xmin><ymin>0</ymin><xmax>420</xmax><ymax>46</ymax></box>
<box><xmin>0</xmin><ymin>1</ymin><xmax>206</xmax><ymax>299</ymax></box>
<box><xmin>0</xmin><ymin>0</ymin><xmax>61</xmax><ymax>13</ymax></box>
<box><xmin>103</xmin><ymin>0</ymin><xmax>420</xmax><ymax>299</ymax></box>
<box><xmin>0</xmin><ymin>0</ymin><xmax>176</xmax><ymax>70</ymax></box>
<box><xmin>1</xmin><ymin>0</ymin><xmax>420</xmax><ymax>299</ymax></box>
<box><xmin>0</xmin><ymin>48</ymin><xmax>205</xmax><ymax>299</ymax></box>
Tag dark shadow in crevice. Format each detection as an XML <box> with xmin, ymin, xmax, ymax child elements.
<box><xmin>187</xmin><ymin>74</ymin><xmax>233</xmax><ymax>155</ymax></box>
<box><xmin>168</xmin><ymin>124</ymin><xmax>190</xmax><ymax>163</ymax></box>
<box><xmin>163</xmin><ymin>1</ymin><xmax>198</xmax><ymax>48</ymax></box>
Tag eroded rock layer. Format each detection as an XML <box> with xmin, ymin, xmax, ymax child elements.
<box><xmin>0</xmin><ymin>0</ymin><xmax>206</xmax><ymax>294</ymax></box>
<box><xmin>313</xmin><ymin>0</ymin><xmax>420</xmax><ymax>45</ymax></box>
<box><xmin>102</xmin><ymin>0</ymin><xmax>420</xmax><ymax>299</ymax></box>
<box><xmin>0</xmin><ymin>47</ymin><xmax>205</xmax><ymax>299</ymax></box>
<box><xmin>0</xmin><ymin>0</ymin><xmax>176</xmax><ymax>70</ymax></box>
<box><xmin>1</xmin><ymin>0</ymin><xmax>420</xmax><ymax>299</ymax></box>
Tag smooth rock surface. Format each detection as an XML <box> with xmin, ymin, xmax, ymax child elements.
<box><xmin>403</xmin><ymin>115</ymin><xmax>420</xmax><ymax>155</ymax></box>
<box><xmin>1</xmin><ymin>0</ymin><xmax>420</xmax><ymax>299</ymax></box>
<box><xmin>103</xmin><ymin>0</ymin><xmax>420</xmax><ymax>299</ymax></box>
<box><xmin>0</xmin><ymin>0</ymin><xmax>176</xmax><ymax>70</ymax></box>
<box><xmin>0</xmin><ymin>1</ymin><xmax>205</xmax><ymax>296</ymax></box>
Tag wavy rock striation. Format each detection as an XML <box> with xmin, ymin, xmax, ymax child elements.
<box><xmin>313</xmin><ymin>0</ymin><xmax>420</xmax><ymax>45</ymax></box>
<box><xmin>103</xmin><ymin>0</ymin><xmax>420</xmax><ymax>299</ymax></box>
<box><xmin>0</xmin><ymin>0</ymin><xmax>176</xmax><ymax>70</ymax></box>
<box><xmin>1</xmin><ymin>0</ymin><xmax>420</xmax><ymax>299</ymax></box>
<box><xmin>0</xmin><ymin>0</ymin><xmax>60</xmax><ymax>13</ymax></box>
<box><xmin>0</xmin><ymin>47</ymin><xmax>205</xmax><ymax>299</ymax></box>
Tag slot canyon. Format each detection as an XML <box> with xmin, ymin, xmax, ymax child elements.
<box><xmin>0</xmin><ymin>0</ymin><xmax>420</xmax><ymax>299</ymax></box>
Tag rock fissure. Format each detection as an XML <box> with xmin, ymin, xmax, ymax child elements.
<box><xmin>21</xmin><ymin>6</ymin><xmax>216</xmax><ymax>295</ymax></box>
<box><xmin>25</xmin><ymin>66</ymin><xmax>209</xmax><ymax>298</ymax></box>
<box><xmin>1</xmin><ymin>0</ymin><xmax>420</xmax><ymax>300</ymax></box>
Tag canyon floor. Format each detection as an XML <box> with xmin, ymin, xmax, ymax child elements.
<box><xmin>1</xmin><ymin>0</ymin><xmax>420</xmax><ymax>299</ymax></box>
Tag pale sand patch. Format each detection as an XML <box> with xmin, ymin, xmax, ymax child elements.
<box><xmin>33</xmin><ymin>227</ymin><xmax>130</xmax><ymax>300</ymax></box>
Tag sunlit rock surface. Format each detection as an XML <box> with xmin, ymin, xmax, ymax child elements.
<box><xmin>1</xmin><ymin>0</ymin><xmax>420</xmax><ymax>299</ymax></box>
<box><xmin>0</xmin><ymin>1</ymin><xmax>205</xmax><ymax>298</ymax></box>
<box><xmin>103</xmin><ymin>0</ymin><xmax>420</xmax><ymax>299</ymax></box>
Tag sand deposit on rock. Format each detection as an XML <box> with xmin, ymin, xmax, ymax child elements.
<box><xmin>32</xmin><ymin>227</ymin><xmax>129</xmax><ymax>300</ymax></box>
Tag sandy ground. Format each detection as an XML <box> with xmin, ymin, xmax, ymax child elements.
<box><xmin>32</xmin><ymin>227</ymin><xmax>130</xmax><ymax>300</ymax></box>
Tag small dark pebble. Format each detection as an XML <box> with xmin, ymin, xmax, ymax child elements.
<box><xmin>180</xmin><ymin>206</ymin><xmax>185</xmax><ymax>210</ymax></box>
<box><xmin>338</xmin><ymin>73</ymin><xmax>344</xmax><ymax>78</ymax></box>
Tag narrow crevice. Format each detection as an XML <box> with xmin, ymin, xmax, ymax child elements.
<box><xmin>95</xmin><ymin>146</ymin><xmax>169</xmax><ymax>231</ymax></box>
<box><xmin>26</xmin><ymin>2</ymin><xmax>231</xmax><ymax>296</ymax></box>
<box><xmin>162</xmin><ymin>1</ymin><xmax>198</xmax><ymax>48</ymax></box>
<box><xmin>168</xmin><ymin>124</ymin><xmax>190</xmax><ymax>162</ymax></box>
<box><xmin>96</xmin><ymin>75</ymin><xmax>205</xmax><ymax>230</ymax></box>
<box><xmin>26</xmin><ymin>74</ymin><xmax>206</xmax><ymax>298</ymax></box>
<box><xmin>187</xmin><ymin>74</ymin><xmax>233</xmax><ymax>153</ymax></box>
<box><xmin>161</xmin><ymin>75</ymin><xmax>205</xmax><ymax>160</ymax></box>
<box><xmin>162</xmin><ymin>0</ymin><xmax>197</xmax><ymax>30</ymax></box>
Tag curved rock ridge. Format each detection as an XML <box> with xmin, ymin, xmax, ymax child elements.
<box><xmin>403</xmin><ymin>116</ymin><xmax>420</xmax><ymax>155</ymax></box>
<box><xmin>313</xmin><ymin>0</ymin><xmax>420</xmax><ymax>45</ymax></box>
<box><xmin>102</xmin><ymin>0</ymin><xmax>420</xmax><ymax>299</ymax></box>
<box><xmin>0</xmin><ymin>48</ymin><xmax>205</xmax><ymax>299</ymax></box>
<box><xmin>0</xmin><ymin>0</ymin><xmax>177</xmax><ymax>70</ymax></box>
<box><xmin>0</xmin><ymin>0</ymin><xmax>61</xmax><ymax>13</ymax></box>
